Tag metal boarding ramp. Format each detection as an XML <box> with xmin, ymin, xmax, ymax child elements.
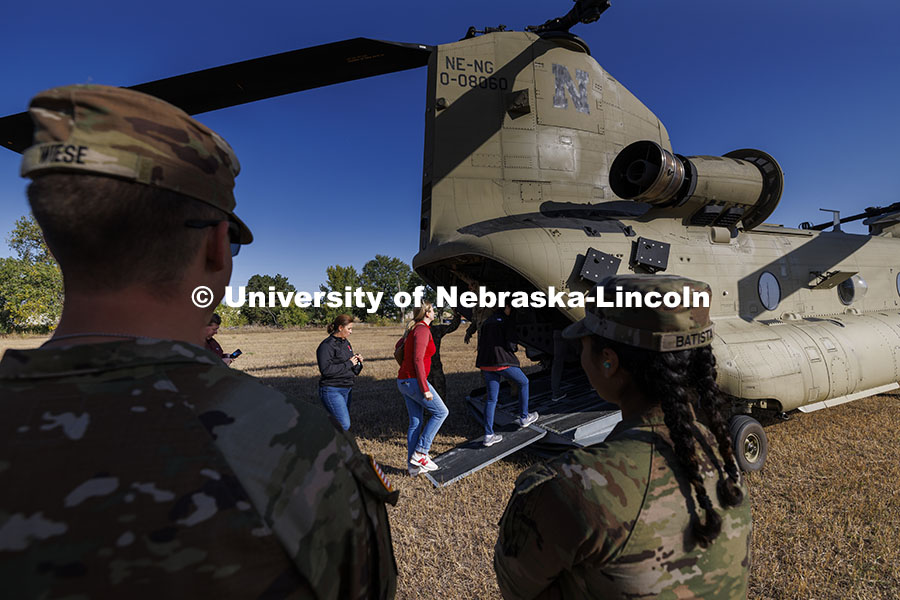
<box><xmin>425</xmin><ymin>370</ymin><xmax>622</xmax><ymax>487</ymax></box>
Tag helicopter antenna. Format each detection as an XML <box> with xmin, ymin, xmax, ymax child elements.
<box><xmin>819</xmin><ymin>208</ymin><xmax>842</xmax><ymax>232</ymax></box>
<box><xmin>526</xmin><ymin>0</ymin><xmax>611</xmax><ymax>34</ymax></box>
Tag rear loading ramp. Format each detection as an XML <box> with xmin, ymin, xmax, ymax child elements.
<box><xmin>425</xmin><ymin>426</ymin><xmax>546</xmax><ymax>487</ymax></box>
<box><xmin>426</xmin><ymin>368</ymin><xmax>622</xmax><ymax>487</ymax></box>
<box><xmin>468</xmin><ymin>369</ymin><xmax>622</xmax><ymax>449</ymax></box>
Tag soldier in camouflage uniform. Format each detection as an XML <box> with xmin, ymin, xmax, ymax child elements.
<box><xmin>428</xmin><ymin>308</ymin><xmax>461</xmax><ymax>400</ymax></box>
<box><xmin>494</xmin><ymin>275</ymin><xmax>751</xmax><ymax>599</ymax></box>
<box><xmin>0</xmin><ymin>85</ymin><xmax>398</xmax><ymax>599</ymax></box>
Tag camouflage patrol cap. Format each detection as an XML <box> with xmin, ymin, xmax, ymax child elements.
<box><xmin>20</xmin><ymin>84</ymin><xmax>252</xmax><ymax>243</ymax></box>
<box><xmin>562</xmin><ymin>274</ymin><xmax>714</xmax><ymax>352</ymax></box>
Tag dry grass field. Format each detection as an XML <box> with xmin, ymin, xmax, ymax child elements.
<box><xmin>3</xmin><ymin>326</ymin><xmax>899</xmax><ymax>599</ymax></box>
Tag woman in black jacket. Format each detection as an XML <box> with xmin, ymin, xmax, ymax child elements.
<box><xmin>316</xmin><ymin>314</ymin><xmax>363</xmax><ymax>430</ymax></box>
<box><xmin>476</xmin><ymin>306</ymin><xmax>538</xmax><ymax>446</ymax></box>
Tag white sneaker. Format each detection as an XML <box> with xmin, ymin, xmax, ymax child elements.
<box><xmin>483</xmin><ymin>433</ymin><xmax>503</xmax><ymax>447</ymax></box>
<box><xmin>408</xmin><ymin>465</ymin><xmax>422</xmax><ymax>477</ymax></box>
<box><xmin>410</xmin><ymin>451</ymin><xmax>439</xmax><ymax>472</ymax></box>
<box><xmin>516</xmin><ymin>412</ymin><xmax>539</xmax><ymax>427</ymax></box>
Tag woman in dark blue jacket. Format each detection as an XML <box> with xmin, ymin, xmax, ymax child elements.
<box><xmin>316</xmin><ymin>314</ymin><xmax>363</xmax><ymax>430</ymax></box>
<box><xmin>476</xmin><ymin>306</ymin><xmax>538</xmax><ymax>446</ymax></box>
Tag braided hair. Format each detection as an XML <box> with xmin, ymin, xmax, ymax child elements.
<box><xmin>690</xmin><ymin>346</ymin><xmax>744</xmax><ymax>507</ymax></box>
<box><xmin>591</xmin><ymin>336</ymin><xmax>743</xmax><ymax>547</ymax></box>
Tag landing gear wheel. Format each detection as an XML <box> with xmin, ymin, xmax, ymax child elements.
<box><xmin>729</xmin><ymin>415</ymin><xmax>768</xmax><ymax>472</ymax></box>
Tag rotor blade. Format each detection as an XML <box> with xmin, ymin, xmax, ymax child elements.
<box><xmin>1</xmin><ymin>38</ymin><xmax>432</xmax><ymax>154</ymax></box>
<box><xmin>806</xmin><ymin>201</ymin><xmax>900</xmax><ymax>231</ymax></box>
<box><xmin>132</xmin><ymin>38</ymin><xmax>433</xmax><ymax>114</ymax></box>
<box><xmin>0</xmin><ymin>113</ymin><xmax>31</xmax><ymax>154</ymax></box>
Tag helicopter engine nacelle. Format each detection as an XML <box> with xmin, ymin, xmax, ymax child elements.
<box><xmin>609</xmin><ymin>140</ymin><xmax>783</xmax><ymax>230</ymax></box>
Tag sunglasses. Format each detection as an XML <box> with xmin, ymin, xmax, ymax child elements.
<box><xmin>185</xmin><ymin>219</ymin><xmax>242</xmax><ymax>256</ymax></box>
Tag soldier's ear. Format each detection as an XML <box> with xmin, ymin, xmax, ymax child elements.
<box><xmin>581</xmin><ymin>337</ymin><xmax>615</xmax><ymax>379</ymax></box>
<box><xmin>600</xmin><ymin>348</ymin><xmax>619</xmax><ymax>378</ymax></box>
<box><xmin>204</xmin><ymin>221</ymin><xmax>231</xmax><ymax>272</ymax></box>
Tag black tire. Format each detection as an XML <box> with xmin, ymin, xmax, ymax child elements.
<box><xmin>729</xmin><ymin>415</ymin><xmax>768</xmax><ymax>472</ymax></box>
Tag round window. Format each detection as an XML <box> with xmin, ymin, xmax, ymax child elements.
<box><xmin>757</xmin><ymin>272</ymin><xmax>781</xmax><ymax>311</ymax></box>
<box><xmin>838</xmin><ymin>275</ymin><xmax>868</xmax><ymax>305</ymax></box>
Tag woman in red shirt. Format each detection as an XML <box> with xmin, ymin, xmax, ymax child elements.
<box><xmin>397</xmin><ymin>302</ymin><xmax>449</xmax><ymax>475</ymax></box>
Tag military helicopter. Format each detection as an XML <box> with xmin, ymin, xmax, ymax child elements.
<box><xmin>3</xmin><ymin>0</ymin><xmax>899</xmax><ymax>482</ymax></box>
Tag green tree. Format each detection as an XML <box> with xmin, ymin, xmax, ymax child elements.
<box><xmin>8</xmin><ymin>215</ymin><xmax>55</xmax><ymax>266</ymax></box>
<box><xmin>408</xmin><ymin>271</ymin><xmax>436</xmax><ymax>303</ymax></box>
<box><xmin>213</xmin><ymin>303</ymin><xmax>248</xmax><ymax>328</ymax></box>
<box><xmin>317</xmin><ymin>264</ymin><xmax>363</xmax><ymax>323</ymax></box>
<box><xmin>239</xmin><ymin>273</ymin><xmax>310</xmax><ymax>328</ymax></box>
<box><xmin>279</xmin><ymin>304</ymin><xmax>310</xmax><ymax>327</ymax></box>
<box><xmin>0</xmin><ymin>216</ymin><xmax>63</xmax><ymax>333</ymax></box>
<box><xmin>360</xmin><ymin>255</ymin><xmax>412</xmax><ymax>320</ymax></box>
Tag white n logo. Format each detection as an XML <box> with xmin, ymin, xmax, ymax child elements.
<box><xmin>552</xmin><ymin>64</ymin><xmax>590</xmax><ymax>114</ymax></box>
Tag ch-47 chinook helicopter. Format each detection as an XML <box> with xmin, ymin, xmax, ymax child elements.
<box><xmin>3</xmin><ymin>0</ymin><xmax>899</xmax><ymax>483</ymax></box>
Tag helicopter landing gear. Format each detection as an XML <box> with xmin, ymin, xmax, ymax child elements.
<box><xmin>729</xmin><ymin>414</ymin><xmax>768</xmax><ymax>472</ymax></box>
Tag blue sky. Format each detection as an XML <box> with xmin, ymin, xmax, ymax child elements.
<box><xmin>2</xmin><ymin>0</ymin><xmax>899</xmax><ymax>292</ymax></box>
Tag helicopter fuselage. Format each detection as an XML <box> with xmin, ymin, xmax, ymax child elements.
<box><xmin>414</xmin><ymin>31</ymin><xmax>900</xmax><ymax>414</ymax></box>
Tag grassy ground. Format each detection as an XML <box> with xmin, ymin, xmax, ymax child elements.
<box><xmin>3</xmin><ymin>326</ymin><xmax>899</xmax><ymax>599</ymax></box>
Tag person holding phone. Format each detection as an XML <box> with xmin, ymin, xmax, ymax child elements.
<box><xmin>205</xmin><ymin>313</ymin><xmax>237</xmax><ymax>366</ymax></box>
<box><xmin>316</xmin><ymin>314</ymin><xmax>363</xmax><ymax>431</ymax></box>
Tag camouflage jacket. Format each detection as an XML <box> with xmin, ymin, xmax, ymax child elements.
<box><xmin>494</xmin><ymin>406</ymin><xmax>751</xmax><ymax>599</ymax></box>
<box><xmin>0</xmin><ymin>339</ymin><xmax>398</xmax><ymax>599</ymax></box>
<box><xmin>464</xmin><ymin>306</ymin><xmax>493</xmax><ymax>343</ymax></box>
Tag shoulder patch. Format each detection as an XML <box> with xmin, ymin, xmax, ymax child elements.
<box><xmin>370</xmin><ymin>456</ymin><xmax>395</xmax><ymax>495</ymax></box>
<box><xmin>345</xmin><ymin>451</ymin><xmax>400</xmax><ymax>506</ymax></box>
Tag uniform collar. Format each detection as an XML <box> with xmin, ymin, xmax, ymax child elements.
<box><xmin>0</xmin><ymin>338</ymin><xmax>220</xmax><ymax>380</ymax></box>
<box><xmin>607</xmin><ymin>404</ymin><xmax>667</xmax><ymax>437</ymax></box>
<box><xmin>607</xmin><ymin>402</ymin><xmax>705</xmax><ymax>439</ymax></box>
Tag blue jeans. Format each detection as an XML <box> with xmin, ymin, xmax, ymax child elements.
<box><xmin>319</xmin><ymin>386</ymin><xmax>352</xmax><ymax>430</ymax></box>
<box><xmin>483</xmin><ymin>367</ymin><xmax>530</xmax><ymax>436</ymax></box>
<box><xmin>397</xmin><ymin>378</ymin><xmax>449</xmax><ymax>461</ymax></box>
